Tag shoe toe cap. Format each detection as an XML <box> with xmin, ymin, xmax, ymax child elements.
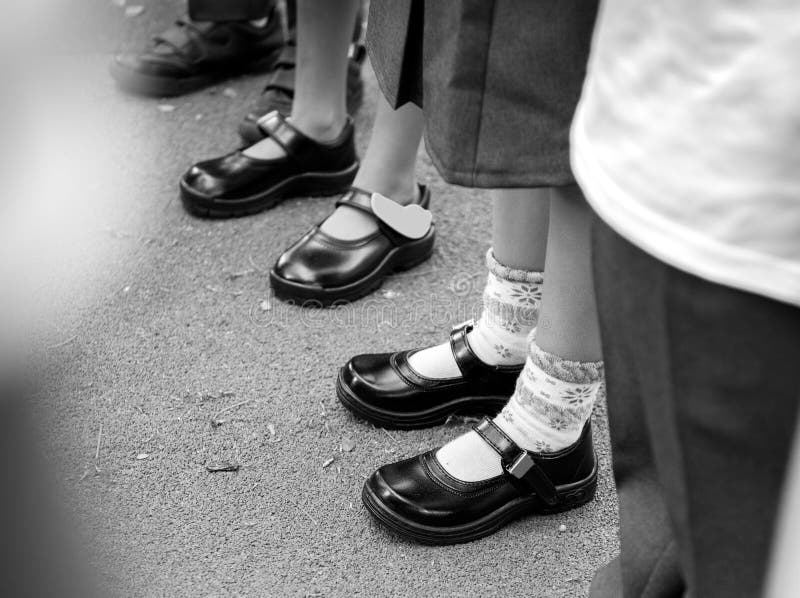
<box><xmin>341</xmin><ymin>353</ymin><xmax>408</xmax><ymax>399</ymax></box>
<box><xmin>365</xmin><ymin>457</ymin><xmax>457</xmax><ymax>525</ymax></box>
<box><xmin>181</xmin><ymin>163</ymin><xmax>225</xmax><ymax>198</ymax></box>
<box><xmin>273</xmin><ymin>247</ymin><xmax>324</xmax><ymax>286</ymax></box>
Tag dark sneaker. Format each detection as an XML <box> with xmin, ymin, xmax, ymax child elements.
<box><xmin>110</xmin><ymin>8</ymin><xmax>285</xmax><ymax>97</ymax></box>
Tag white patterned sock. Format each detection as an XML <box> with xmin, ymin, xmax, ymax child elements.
<box><xmin>436</xmin><ymin>335</ymin><xmax>604</xmax><ymax>482</ymax></box>
<box><xmin>408</xmin><ymin>249</ymin><xmax>543</xmax><ymax>379</ymax></box>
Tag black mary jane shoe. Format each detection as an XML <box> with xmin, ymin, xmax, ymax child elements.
<box><xmin>336</xmin><ymin>321</ymin><xmax>522</xmax><ymax>429</ymax></box>
<box><xmin>362</xmin><ymin>417</ymin><xmax>598</xmax><ymax>545</ymax></box>
<box><xmin>180</xmin><ymin>111</ymin><xmax>359</xmax><ymax>218</ymax></box>
<box><xmin>270</xmin><ymin>185</ymin><xmax>435</xmax><ymax>306</ymax></box>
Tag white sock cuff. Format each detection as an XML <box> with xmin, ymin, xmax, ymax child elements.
<box><xmin>498</xmin><ymin>341</ymin><xmax>605</xmax><ymax>452</ymax></box>
<box><xmin>486</xmin><ymin>249</ymin><xmax>544</xmax><ymax>285</ymax></box>
<box><xmin>527</xmin><ymin>336</ymin><xmax>604</xmax><ymax>384</ymax></box>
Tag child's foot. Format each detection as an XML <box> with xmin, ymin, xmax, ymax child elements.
<box><xmin>407</xmin><ymin>250</ymin><xmax>544</xmax><ymax>378</ymax></box>
<box><xmin>361</xmin><ymin>416</ymin><xmax>598</xmax><ymax>544</ymax></box>
<box><xmin>336</xmin><ymin>249</ymin><xmax>545</xmax><ymax>427</ymax></box>
<box><xmin>270</xmin><ymin>185</ymin><xmax>435</xmax><ymax>306</ymax></box>
<box><xmin>180</xmin><ymin>112</ymin><xmax>358</xmax><ymax>218</ymax></box>
<box><xmin>360</xmin><ymin>342</ymin><xmax>604</xmax><ymax>544</ymax></box>
<box><xmin>336</xmin><ymin>321</ymin><xmax>522</xmax><ymax>428</ymax></box>
<box><xmin>318</xmin><ymin>182</ymin><xmax>417</xmax><ymax>241</ymax></box>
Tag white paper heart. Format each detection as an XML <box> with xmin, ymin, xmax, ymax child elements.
<box><xmin>370</xmin><ymin>193</ymin><xmax>433</xmax><ymax>240</ymax></box>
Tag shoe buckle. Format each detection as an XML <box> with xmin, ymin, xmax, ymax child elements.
<box><xmin>506</xmin><ymin>451</ymin><xmax>535</xmax><ymax>479</ymax></box>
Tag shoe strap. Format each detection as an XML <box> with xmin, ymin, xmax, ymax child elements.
<box><xmin>449</xmin><ymin>320</ymin><xmax>483</xmax><ymax>377</ymax></box>
<box><xmin>334</xmin><ymin>187</ymin><xmax>416</xmax><ymax>247</ymax></box>
<box><xmin>473</xmin><ymin>417</ymin><xmax>559</xmax><ymax>505</ymax></box>
<box><xmin>333</xmin><ymin>185</ymin><xmax>432</xmax><ymax>248</ymax></box>
<box><xmin>253</xmin><ymin>111</ymin><xmax>307</xmax><ymax>158</ymax></box>
<box><xmin>335</xmin><ymin>187</ymin><xmax>375</xmax><ymax>216</ymax></box>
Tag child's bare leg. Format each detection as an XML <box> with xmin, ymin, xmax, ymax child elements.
<box><xmin>244</xmin><ymin>0</ymin><xmax>360</xmax><ymax>160</ymax></box>
<box><xmin>320</xmin><ymin>96</ymin><xmax>424</xmax><ymax>240</ymax></box>
<box><xmin>438</xmin><ymin>185</ymin><xmax>604</xmax><ymax>480</ymax></box>
<box><xmin>408</xmin><ymin>189</ymin><xmax>549</xmax><ymax>378</ymax></box>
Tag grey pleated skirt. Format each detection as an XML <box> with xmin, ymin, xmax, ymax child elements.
<box><xmin>366</xmin><ymin>0</ymin><xmax>598</xmax><ymax>189</ymax></box>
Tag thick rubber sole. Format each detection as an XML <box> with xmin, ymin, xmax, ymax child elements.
<box><xmin>335</xmin><ymin>370</ymin><xmax>506</xmax><ymax>429</ymax></box>
<box><xmin>270</xmin><ymin>228</ymin><xmax>435</xmax><ymax>306</ymax></box>
<box><xmin>362</xmin><ymin>463</ymin><xmax>598</xmax><ymax>545</ymax></box>
<box><xmin>180</xmin><ymin>162</ymin><xmax>359</xmax><ymax>218</ymax></box>
<box><xmin>109</xmin><ymin>51</ymin><xmax>280</xmax><ymax>98</ymax></box>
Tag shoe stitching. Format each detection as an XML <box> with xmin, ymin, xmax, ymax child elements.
<box><xmin>422</xmin><ymin>454</ymin><xmax>504</xmax><ymax>498</ymax></box>
<box><xmin>391</xmin><ymin>352</ymin><xmax>464</xmax><ymax>390</ymax></box>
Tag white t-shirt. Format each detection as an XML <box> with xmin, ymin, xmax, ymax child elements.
<box><xmin>571</xmin><ymin>0</ymin><xmax>800</xmax><ymax>307</ymax></box>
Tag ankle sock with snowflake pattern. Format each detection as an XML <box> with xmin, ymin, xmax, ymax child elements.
<box><xmin>436</xmin><ymin>336</ymin><xmax>604</xmax><ymax>482</ymax></box>
<box><xmin>408</xmin><ymin>249</ymin><xmax>543</xmax><ymax>379</ymax></box>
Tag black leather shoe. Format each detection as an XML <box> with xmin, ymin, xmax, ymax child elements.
<box><xmin>180</xmin><ymin>111</ymin><xmax>359</xmax><ymax>218</ymax></box>
<box><xmin>110</xmin><ymin>9</ymin><xmax>285</xmax><ymax>97</ymax></box>
<box><xmin>270</xmin><ymin>185</ymin><xmax>434</xmax><ymax>305</ymax></box>
<box><xmin>336</xmin><ymin>321</ymin><xmax>522</xmax><ymax>428</ymax></box>
<box><xmin>362</xmin><ymin>417</ymin><xmax>597</xmax><ymax>544</ymax></box>
<box><xmin>238</xmin><ymin>43</ymin><xmax>367</xmax><ymax>143</ymax></box>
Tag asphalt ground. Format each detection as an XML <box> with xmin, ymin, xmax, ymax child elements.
<box><xmin>27</xmin><ymin>2</ymin><xmax>620</xmax><ymax>596</ymax></box>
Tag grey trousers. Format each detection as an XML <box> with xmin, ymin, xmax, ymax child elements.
<box><xmin>591</xmin><ymin>218</ymin><xmax>800</xmax><ymax>597</ymax></box>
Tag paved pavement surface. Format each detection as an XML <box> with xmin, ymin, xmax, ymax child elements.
<box><xmin>33</xmin><ymin>2</ymin><xmax>619</xmax><ymax>596</ymax></box>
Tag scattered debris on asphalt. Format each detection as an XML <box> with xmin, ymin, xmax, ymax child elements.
<box><xmin>210</xmin><ymin>398</ymin><xmax>250</xmax><ymax>428</ymax></box>
<box><xmin>227</xmin><ymin>269</ymin><xmax>253</xmax><ymax>280</ymax></box>
<box><xmin>157</xmin><ymin>104</ymin><xmax>176</xmax><ymax>113</ymax></box>
<box><xmin>259</xmin><ymin>300</ymin><xmax>272</xmax><ymax>312</ymax></box>
<box><xmin>222</xmin><ymin>88</ymin><xmax>238</xmax><ymax>98</ymax></box>
<box><xmin>206</xmin><ymin>462</ymin><xmax>240</xmax><ymax>473</ymax></box>
<box><xmin>248</xmin><ymin>255</ymin><xmax>269</xmax><ymax>275</ymax></box>
<box><xmin>265</xmin><ymin>423</ymin><xmax>280</xmax><ymax>443</ymax></box>
<box><xmin>124</xmin><ymin>5</ymin><xmax>145</xmax><ymax>17</ymax></box>
<box><xmin>136</xmin><ymin>453</ymin><xmax>149</xmax><ymax>460</ymax></box>
<box><xmin>47</xmin><ymin>335</ymin><xmax>77</xmax><ymax>351</ymax></box>
<box><xmin>558</xmin><ymin>524</ymin><xmax>567</xmax><ymax>533</ymax></box>
<box><xmin>341</xmin><ymin>437</ymin><xmax>355</xmax><ymax>452</ymax></box>
<box><xmin>95</xmin><ymin>424</ymin><xmax>104</xmax><ymax>460</ymax></box>
<box><xmin>378</xmin><ymin>426</ymin><xmax>399</xmax><ymax>445</ymax></box>
<box><xmin>322</xmin><ymin>458</ymin><xmax>335</xmax><ymax>468</ymax></box>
